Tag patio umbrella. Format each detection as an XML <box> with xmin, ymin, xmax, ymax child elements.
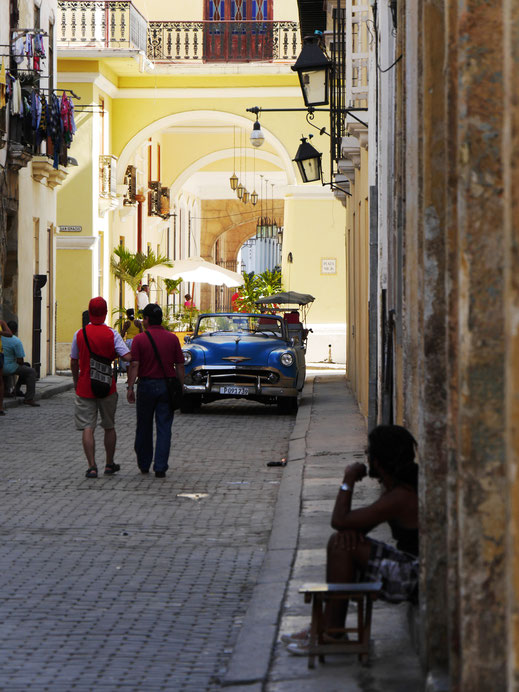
<box><xmin>155</xmin><ymin>257</ymin><xmax>243</xmax><ymax>287</ymax></box>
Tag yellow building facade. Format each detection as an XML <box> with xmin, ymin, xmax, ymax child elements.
<box><xmin>1</xmin><ymin>0</ymin><xmax>70</xmax><ymax>378</ymax></box>
<box><xmin>55</xmin><ymin>0</ymin><xmax>347</xmax><ymax>369</ymax></box>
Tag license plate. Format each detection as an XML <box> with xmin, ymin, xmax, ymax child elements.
<box><xmin>220</xmin><ymin>385</ymin><xmax>249</xmax><ymax>395</ymax></box>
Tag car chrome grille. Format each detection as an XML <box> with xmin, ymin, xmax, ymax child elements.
<box><xmin>191</xmin><ymin>368</ymin><xmax>279</xmax><ymax>385</ymax></box>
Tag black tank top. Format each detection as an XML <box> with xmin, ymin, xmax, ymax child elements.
<box><xmin>389</xmin><ymin>520</ymin><xmax>419</xmax><ymax>557</ymax></box>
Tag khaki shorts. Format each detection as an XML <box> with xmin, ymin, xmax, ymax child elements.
<box><xmin>74</xmin><ymin>392</ymin><xmax>118</xmax><ymax>430</ymax></box>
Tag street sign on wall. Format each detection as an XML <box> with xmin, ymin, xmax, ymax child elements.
<box><xmin>321</xmin><ymin>258</ymin><xmax>337</xmax><ymax>274</ymax></box>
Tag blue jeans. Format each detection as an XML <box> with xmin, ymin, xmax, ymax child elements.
<box><xmin>134</xmin><ymin>378</ymin><xmax>174</xmax><ymax>473</ymax></box>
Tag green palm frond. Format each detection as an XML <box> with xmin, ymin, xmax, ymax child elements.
<box><xmin>110</xmin><ymin>247</ymin><xmax>173</xmax><ymax>293</ymax></box>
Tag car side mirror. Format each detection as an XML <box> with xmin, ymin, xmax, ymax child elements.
<box><xmin>184</xmin><ymin>335</ymin><xmax>191</xmax><ymax>344</ymax></box>
<box><xmin>290</xmin><ymin>337</ymin><xmax>295</xmax><ymax>347</ymax></box>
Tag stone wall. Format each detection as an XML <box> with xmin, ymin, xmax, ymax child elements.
<box><xmin>392</xmin><ymin>0</ymin><xmax>516</xmax><ymax>687</ymax></box>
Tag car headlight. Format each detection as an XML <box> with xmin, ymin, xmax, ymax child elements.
<box><xmin>280</xmin><ymin>352</ymin><xmax>294</xmax><ymax>367</ymax></box>
<box><xmin>182</xmin><ymin>350</ymin><xmax>192</xmax><ymax>365</ymax></box>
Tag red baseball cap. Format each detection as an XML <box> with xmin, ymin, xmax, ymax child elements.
<box><xmin>88</xmin><ymin>296</ymin><xmax>107</xmax><ymax>325</ymax></box>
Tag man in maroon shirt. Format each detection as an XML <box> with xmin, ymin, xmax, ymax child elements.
<box><xmin>126</xmin><ymin>304</ymin><xmax>185</xmax><ymax>478</ymax></box>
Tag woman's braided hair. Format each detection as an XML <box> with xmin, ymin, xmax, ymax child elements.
<box><xmin>367</xmin><ymin>425</ymin><xmax>418</xmax><ymax>489</ymax></box>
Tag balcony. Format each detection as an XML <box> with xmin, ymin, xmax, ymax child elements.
<box><xmin>99</xmin><ymin>155</ymin><xmax>119</xmax><ymax>215</ymax></box>
<box><xmin>58</xmin><ymin>0</ymin><xmax>147</xmax><ymax>52</ymax></box>
<box><xmin>147</xmin><ymin>21</ymin><xmax>300</xmax><ymax>63</ymax></box>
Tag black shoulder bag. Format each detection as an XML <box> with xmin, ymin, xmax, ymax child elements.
<box><xmin>144</xmin><ymin>330</ymin><xmax>183</xmax><ymax>412</ymax></box>
<box><xmin>82</xmin><ymin>326</ymin><xmax>113</xmax><ymax>398</ymax></box>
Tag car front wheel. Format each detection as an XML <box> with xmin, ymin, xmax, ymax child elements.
<box><xmin>180</xmin><ymin>394</ymin><xmax>202</xmax><ymax>413</ymax></box>
<box><xmin>277</xmin><ymin>396</ymin><xmax>298</xmax><ymax>414</ymax></box>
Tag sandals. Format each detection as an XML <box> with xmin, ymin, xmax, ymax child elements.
<box><xmin>85</xmin><ymin>463</ymin><xmax>120</xmax><ymax>478</ymax></box>
<box><xmin>104</xmin><ymin>463</ymin><xmax>121</xmax><ymax>476</ymax></box>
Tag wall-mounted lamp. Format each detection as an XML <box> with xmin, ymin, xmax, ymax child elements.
<box><xmin>291</xmin><ymin>33</ymin><xmax>332</xmax><ymax>108</ymax></box>
<box><xmin>287</xmin><ymin>252</ymin><xmax>293</xmax><ymax>263</ymax></box>
<box><xmin>293</xmin><ymin>136</ymin><xmax>323</xmax><ymax>183</ymax></box>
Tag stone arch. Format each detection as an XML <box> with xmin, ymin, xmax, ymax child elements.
<box><xmin>168</xmin><ymin>147</ymin><xmax>287</xmax><ymax>199</ymax></box>
<box><xmin>117</xmin><ymin>110</ymin><xmax>297</xmax><ymax>186</ymax></box>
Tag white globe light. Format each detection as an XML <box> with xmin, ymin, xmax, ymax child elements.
<box><xmin>250</xmin><ymin>121</ymin><xmax>265</xmax><ymax>148</ymax></box>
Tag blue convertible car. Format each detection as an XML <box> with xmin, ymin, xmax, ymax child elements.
<box><xmin>180</xmin><ymin>312</ymin><xmax>307</xmax><ymax>413</ymax></box>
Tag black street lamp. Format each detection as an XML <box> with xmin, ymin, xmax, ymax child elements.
<box><xmin>291</xmin><ymin>34</ymin><xmax>332</xmax><ymax>107</ymax></box>
<box><xmin>293</xmin><ymin>136</ymin><xmax>323</xmax><ymax>183</ymax></box>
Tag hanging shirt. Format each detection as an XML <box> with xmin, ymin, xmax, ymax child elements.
<box><xmin>11</xmin><ymin>37</ymin><xmax>25</xmax><ymax>64</ymax></box>
<box><xmin>31</xmin><ymin>91</ymin><xmax>41</xmax><ymax>131</ymax></box>
<box><xmin>48</xmin><ymin>93</ymin><xmax>62</xmax><ymax>168</ymax></box>
<box><xmin>25</xmin><ymin>34</ymin><xmax>33</xmax><ymax>59</ymax></box>
<box><xmin>33</xmin><ymin>33</ymin><xmax>45</xmax><ymax>58</ymax></box>
<box><xmin>37</xmin><ymin>93</ymin><xmax>47</xmax><ymax>146</ymax></box>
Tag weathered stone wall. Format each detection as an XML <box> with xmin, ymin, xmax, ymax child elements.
<box><xmin>503</xmin><ymin>0</ymin><xmax>519</xmax><ymax>687</ymax></box>
<box><xmin>393</xmin><ymin>0</ymin><xmax>513</xmax><ymax>688</ymax></box>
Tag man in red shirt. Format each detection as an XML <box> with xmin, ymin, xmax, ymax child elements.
<box><xmin>126</xmin><ymin>303</ymin><xmax>185</xmax><ymax>478</ymax></box>
<box><xmin>70</xmin><ymin>297</ymin><xmax>132</xmax><ymax>479</ymax></box>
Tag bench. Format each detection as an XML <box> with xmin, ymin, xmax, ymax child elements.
<box><xmin>298</xmin><ymin>581</ymin><xmax>382</xmax><ymax>668</ymax></box>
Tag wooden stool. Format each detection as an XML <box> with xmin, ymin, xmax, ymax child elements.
<box><xmin>298</xmin><ymin>582</ymin><xmax>382</xmax><ymax>668</ymax></box>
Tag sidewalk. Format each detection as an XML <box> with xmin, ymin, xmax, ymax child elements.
<box><xmin>224</xmin><ymin>373</ymin><xmax>424</xmax><ymax>691</ymax></box>
<box><xmin>3</xmin><ymin>374</ymin><xmax>74</xmax><ymax>409</ymax></box>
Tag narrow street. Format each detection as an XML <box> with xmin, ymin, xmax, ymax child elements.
<box><xmin>0</xmin><ymin>386</ymin><xmax>294</xmax><ymax>690</ymax></box>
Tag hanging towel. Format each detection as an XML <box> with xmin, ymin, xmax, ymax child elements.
<box><xmin>10</xmin><ymin>79</ymin><xmax>22</xmax><ymax>116</ymax></box>
<box><xmin>0</xmin><ymin>59</ymin><xmax>6</xmax><ymax>109</ymax></box>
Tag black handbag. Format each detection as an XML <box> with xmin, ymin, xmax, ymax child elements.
<box><xmin>144</xmin><ymin>331</ymin><xmax>183</xmax><ymax>412</ymax></box>
<box><xmin>82</xmin><ymin>326</ymin><xmax>113</xmax><ymax>398</ymax></box>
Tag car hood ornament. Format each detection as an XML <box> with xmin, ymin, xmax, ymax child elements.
<box><xmin>222</xmin><ymin>356</ymin><xmax>251</xmax><ymax>362</ymax></box>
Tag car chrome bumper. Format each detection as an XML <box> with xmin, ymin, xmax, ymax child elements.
<box><xmin>183</xmin><ymin>383</ymin><xmax>298</xmax><ymax>397</ymax></box>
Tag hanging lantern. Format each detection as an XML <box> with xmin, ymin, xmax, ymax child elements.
<box><xmin>236</xmin><ymin>183</ymin><xmax>244</xmax><ymax>200</ymax></box>
<box><xmin>243</xmin><ymin>190</ymin><xmax>250</xmax><ymax>204</ymax></box>
<box><xmin>293</xmin><ymin>136</ymin><xmax>323</xmax><ymax>183</ymax></box>
<box><xmin>230</xmin><ymin>172</ymin><xmax>238</xmax><ymax>190</ymax></box>
<box><xmin>251</xmin><ymin>190</ymin><xmax>258</xmax><ymax>206</ymax></box>
<box><xmin>291</xmin><ymin>34</ymin><xmax>332</xmax><ymax>107</ymax></box>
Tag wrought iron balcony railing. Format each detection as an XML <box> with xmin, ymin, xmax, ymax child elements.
<box><xmin>148</xmin><ymin>20</ymin><xmax>300</xmax><ymax>62</ymax></box>
<box><xmin>58</xmin><ymin>0</ymin><xmax>147</xmax><ymax>51</ymax></box>
<box><xmin>57</xmin><ymin>2</ymin><xmax>299</xmax><ymax>63</ymax></box>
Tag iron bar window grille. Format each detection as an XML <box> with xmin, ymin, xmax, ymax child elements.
<box><xmin>330</xmin><ymin>3</ymin><xmax>346</xmax><ymax>179</ymax></box>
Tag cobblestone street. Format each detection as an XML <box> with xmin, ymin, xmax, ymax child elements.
<box><xmin>0</xmin><ymin>384</ymin><xmax>294</xmax><ymax>691</ymax></box>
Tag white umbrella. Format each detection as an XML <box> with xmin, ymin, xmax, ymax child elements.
<box><xmin>155</xmin><ymin>257</ymin><xmax>243</xmax><ymax>287</ymax></box>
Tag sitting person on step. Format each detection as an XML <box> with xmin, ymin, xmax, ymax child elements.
<box><xmin>1</xmin><ymin>321</ymin><xmax>40</xmax><ymax>408</ymax></box>
<box><xmin>282</xmin><ymin>424</ymin><xmax>419</xmax><ymax>654</ymax></box>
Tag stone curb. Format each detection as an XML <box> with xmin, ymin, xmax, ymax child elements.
<box><xmin>222</xmin><ymin>377</ymin><xmax>315</xmax><ymax>687</ymax></box>
<box><xmin>4</xmin><ymin>376</ymin><xmax>74</xmax><ymax>409</ymax></box>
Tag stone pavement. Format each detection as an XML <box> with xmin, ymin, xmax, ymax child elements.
<box><xmin>0</xmin><ymin>381</ymin><xmax>295</xmax><ymax>691</ymax></box>
<box><xmin>1</xmin><ymin>373</ymin><xmax>424</xmax><ymax>690</ymax></box>
<box><xmin>224</xmin><ymin>373</ymin><xmax>424</xmax><ymax>691</ymax></box>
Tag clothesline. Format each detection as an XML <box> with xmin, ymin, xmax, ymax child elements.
<box><xmin>12</xmin><ymin>30</ymin><xmax>49</xmax><ymax>37</ymax></box>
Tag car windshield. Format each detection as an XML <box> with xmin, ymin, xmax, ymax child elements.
<box><xmin>195</xmin><ymin>314</ymin><xmax>284</xmax><ymax>338</ymax></box>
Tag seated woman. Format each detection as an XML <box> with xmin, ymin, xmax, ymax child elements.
<box><xmin>282</xmin><ymin>424</ymin><xmax>419</xmax><ymax>653</ymax></box>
